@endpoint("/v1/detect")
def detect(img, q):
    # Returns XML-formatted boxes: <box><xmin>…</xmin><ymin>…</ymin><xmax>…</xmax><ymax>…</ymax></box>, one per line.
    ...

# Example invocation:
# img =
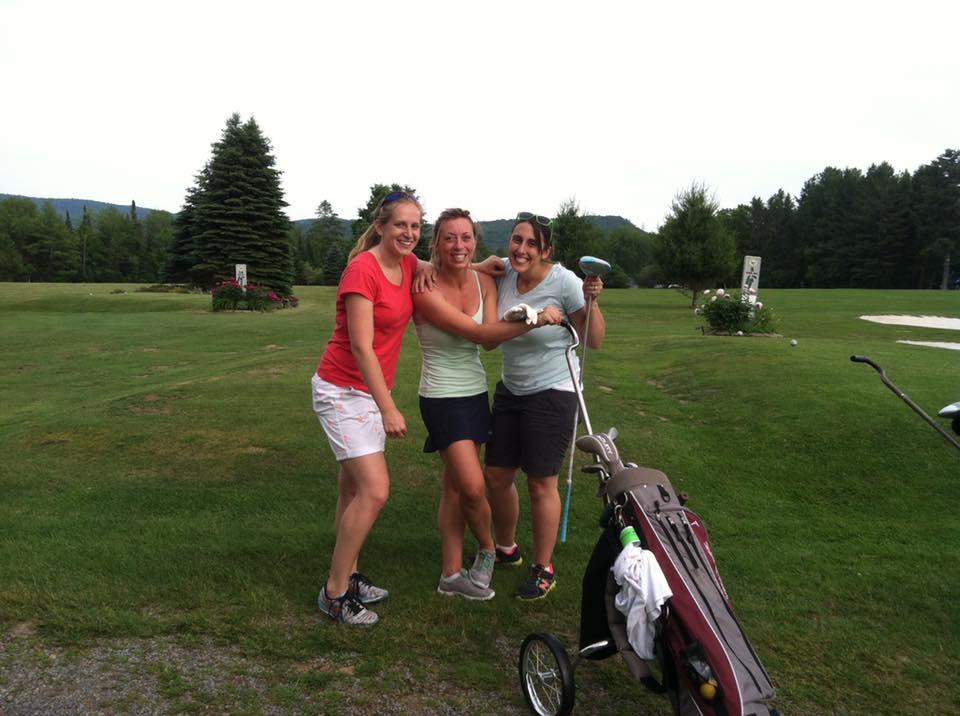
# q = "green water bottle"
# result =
<box><xmin>619</xmin><ymin>525</ymin><xmax>640</xmax><ymax>547</ymax></box>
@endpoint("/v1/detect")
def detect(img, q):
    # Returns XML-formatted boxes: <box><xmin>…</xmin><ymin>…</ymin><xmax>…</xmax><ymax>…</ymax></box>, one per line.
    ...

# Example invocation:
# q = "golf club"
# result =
<box><xmin>560</xmin><ymin>256</ymin><xmax>612</xmax><ymax>543</ymax></box>
<box><xmin>939</xmin><ymin>402</ymin><xmax>960</xmax><ymax>436</ymax></box>
<box><xmin>851</xmin><ymin>355</ymin><xmax>960</xmax><ymax>451</ymax></box>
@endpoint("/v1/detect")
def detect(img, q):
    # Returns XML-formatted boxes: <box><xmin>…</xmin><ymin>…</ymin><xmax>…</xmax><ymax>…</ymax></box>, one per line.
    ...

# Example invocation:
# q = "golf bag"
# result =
<box><xmin>578</xmin><ymin>447</ymin><xmax>777</xmax><ymax>716</ymax></box>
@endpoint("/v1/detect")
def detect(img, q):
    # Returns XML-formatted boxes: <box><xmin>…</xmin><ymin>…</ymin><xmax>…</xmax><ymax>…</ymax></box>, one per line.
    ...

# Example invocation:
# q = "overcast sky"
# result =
<box><xmin>2</xmin><ymin>0</ymin><xmax>957</xmax><ymax>231</ymax></box>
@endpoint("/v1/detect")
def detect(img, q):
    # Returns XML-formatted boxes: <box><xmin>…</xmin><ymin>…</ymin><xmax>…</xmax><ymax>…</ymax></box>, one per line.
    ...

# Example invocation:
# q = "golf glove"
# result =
<box><xmin>502</xmin><ymin>303</ymin><xmax>538</xmax><ymax>325</ymax></box>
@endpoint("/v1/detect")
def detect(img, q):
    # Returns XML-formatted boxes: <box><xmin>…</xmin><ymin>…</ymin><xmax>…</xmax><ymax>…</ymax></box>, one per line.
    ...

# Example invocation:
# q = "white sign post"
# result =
<box><xmin>235</xmin><ymin>264</ymin><xmax>247</xmax><ymax>286</ymax></box>
<box><xmin>740</xmin><ymin>255</ymin><xmax>761</xmax><ymax>305</ymax></box>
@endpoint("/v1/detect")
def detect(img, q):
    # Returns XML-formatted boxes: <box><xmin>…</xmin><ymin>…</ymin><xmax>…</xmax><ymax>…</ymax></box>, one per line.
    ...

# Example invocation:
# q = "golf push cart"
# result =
<box><xmin>518</xmin><ymin>318</ymin><xmax>778</xmax><ymax>716</ymax></box>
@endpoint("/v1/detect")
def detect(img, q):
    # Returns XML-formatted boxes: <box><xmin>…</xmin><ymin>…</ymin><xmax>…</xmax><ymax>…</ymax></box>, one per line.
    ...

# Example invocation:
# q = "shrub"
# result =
<box><xmin>696</xmin><ymin>288</ymin><xmax>778</xmax><ymax>334</ymax></box>
<box><xmin>211</xmin><ymin>280</ymin><xmax>298</xmax><ymax>312</ymax></box>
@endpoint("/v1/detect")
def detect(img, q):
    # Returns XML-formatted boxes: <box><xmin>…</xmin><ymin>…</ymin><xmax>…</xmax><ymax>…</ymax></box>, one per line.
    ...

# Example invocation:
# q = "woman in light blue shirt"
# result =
<box><xmin>485</xmin><ymin>212</ymin><xmax>605</xmax><ymax>600</ymax></box>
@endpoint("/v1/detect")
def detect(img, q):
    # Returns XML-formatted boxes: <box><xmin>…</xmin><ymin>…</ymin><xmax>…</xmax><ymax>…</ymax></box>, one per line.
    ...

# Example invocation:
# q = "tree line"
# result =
<box><xmin>720</xmin><ymin>149</ymin><xmax>959</xmax><ymax>289</ymax></box>
<box><xmin>1</xmin><ymin>110</ymin><xmax>955</xmax><ymax>291</ymax></box>
<box><xmin>0</xmin><ymin>197</ymin><xmax>173</xmax><ymax>283</ymax></box>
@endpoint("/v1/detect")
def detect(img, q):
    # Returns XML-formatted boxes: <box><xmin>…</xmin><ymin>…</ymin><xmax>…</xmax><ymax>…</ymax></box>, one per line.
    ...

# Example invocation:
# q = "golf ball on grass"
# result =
<box><xmin>790</xmin><ymin>339</ymin><xmax>798</xmax><ymax>346</ymax></box>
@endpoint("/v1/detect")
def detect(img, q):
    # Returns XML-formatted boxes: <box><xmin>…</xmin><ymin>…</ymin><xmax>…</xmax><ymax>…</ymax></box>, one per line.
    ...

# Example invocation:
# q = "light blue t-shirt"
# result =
<box><xmin>496</xmin><ymin>262</ymin><xmax>585</xmax><ymax>395</ymax></box>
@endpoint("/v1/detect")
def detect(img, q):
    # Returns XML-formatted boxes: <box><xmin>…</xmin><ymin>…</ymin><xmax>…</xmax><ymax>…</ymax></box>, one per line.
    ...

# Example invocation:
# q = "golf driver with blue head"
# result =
<box><xmin>560</xmin><ymin>256</ymin><xmax>612</xmax><ymax>542</ymax></box>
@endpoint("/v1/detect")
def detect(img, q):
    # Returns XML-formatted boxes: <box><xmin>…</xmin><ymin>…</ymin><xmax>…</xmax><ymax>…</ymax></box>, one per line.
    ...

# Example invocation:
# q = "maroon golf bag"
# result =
<box><xmin>577</xmin><ymin>432</ymin><xmax>777</xmax><ymax>716</ymax></box>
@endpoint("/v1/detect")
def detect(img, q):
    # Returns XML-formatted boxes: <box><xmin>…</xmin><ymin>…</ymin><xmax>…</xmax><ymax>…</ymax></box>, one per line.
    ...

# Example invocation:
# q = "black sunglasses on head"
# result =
<box><xmin>516</xmin><ymin>211</ymin><xmax>551</xmax><ymax>227</ymax></box>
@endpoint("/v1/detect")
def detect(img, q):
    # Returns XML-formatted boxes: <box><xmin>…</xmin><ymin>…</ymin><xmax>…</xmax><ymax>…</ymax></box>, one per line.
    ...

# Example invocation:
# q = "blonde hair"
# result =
<box><xmin>429</xmin><ymin>208</ymin><xmax>479</xmax><ymax>267</ymax></box>
<box><xmin>347</xmin><ymin>195</ymin><xmax>424</xmax><ymax>262</ymax></box>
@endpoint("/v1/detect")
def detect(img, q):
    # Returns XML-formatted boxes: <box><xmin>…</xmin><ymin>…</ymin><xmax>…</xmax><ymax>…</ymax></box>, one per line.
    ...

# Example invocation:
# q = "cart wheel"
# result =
<box><xmin>518</xmin><ymin>632</ymin><xmax>575</xmax><ymax>716</ymax></box>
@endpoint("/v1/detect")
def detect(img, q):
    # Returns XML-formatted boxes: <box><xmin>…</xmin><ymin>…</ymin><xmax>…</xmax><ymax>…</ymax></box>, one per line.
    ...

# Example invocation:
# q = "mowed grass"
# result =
<box><xmin>0</xmin><ymin>282</ymin><xmax>957</xmax><ymax>714</ymax></box>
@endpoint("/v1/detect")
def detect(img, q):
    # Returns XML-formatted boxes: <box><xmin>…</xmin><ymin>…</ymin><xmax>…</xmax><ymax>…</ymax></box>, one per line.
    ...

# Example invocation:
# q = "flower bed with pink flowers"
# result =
<box><xmin>211</xmin><ymin>279</ymin><xmax>299</xmax><ymax>312</ymax></box>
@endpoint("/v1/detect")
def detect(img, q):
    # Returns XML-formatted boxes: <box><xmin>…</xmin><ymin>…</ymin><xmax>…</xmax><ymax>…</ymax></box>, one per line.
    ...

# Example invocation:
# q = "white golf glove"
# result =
<box><xmin>502</xmin><ymin>303</ymin><xmax>538</xmax><ymax>325</ymax></box>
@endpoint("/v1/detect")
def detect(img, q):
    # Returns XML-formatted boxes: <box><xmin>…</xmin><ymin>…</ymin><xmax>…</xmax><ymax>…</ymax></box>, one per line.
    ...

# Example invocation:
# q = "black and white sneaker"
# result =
<box><xmin>349</xmin><ymin>572</ymin><xmax>390</xmax><ymax>605</ymax></box>
<box><xmin>318</xmin><ymin>586</ymin><xmax>380</xmax><ymax>625</ymax></box>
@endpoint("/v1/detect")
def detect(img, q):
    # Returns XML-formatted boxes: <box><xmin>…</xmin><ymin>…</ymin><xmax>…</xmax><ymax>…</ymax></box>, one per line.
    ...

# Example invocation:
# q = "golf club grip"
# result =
<box><xmin>850</xmin><ymin>355</ymin><xmax>882</xmax><ymax>372</ymax></box>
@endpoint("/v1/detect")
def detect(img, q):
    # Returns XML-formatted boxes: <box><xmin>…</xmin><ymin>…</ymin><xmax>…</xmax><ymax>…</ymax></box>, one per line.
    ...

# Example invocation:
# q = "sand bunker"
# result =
<box><xmin>896</xmin><ymin>340</ymin><xmax>960</xmax><ymax>351</ymax></box>
<box><xmin>860</xmin><ymin>315</ymin><xmax>960</xmax><ymax>351</ymax></box>
<box><xmin>860</xmin><ymin>315</ymin><xmax>960</xmax><ymax>330</ymax></box>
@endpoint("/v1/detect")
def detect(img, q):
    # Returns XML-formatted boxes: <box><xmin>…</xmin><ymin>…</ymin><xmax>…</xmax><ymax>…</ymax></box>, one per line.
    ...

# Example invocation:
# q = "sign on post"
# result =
<box><xmin>235</xmin><ymin>264</ymin><xmax>247</xmax><ymax>286</ymax></box>
<box><xmin>740</xmin><ymin>256</ymin><xmax>761</xmax><ymax>305</ymax></box>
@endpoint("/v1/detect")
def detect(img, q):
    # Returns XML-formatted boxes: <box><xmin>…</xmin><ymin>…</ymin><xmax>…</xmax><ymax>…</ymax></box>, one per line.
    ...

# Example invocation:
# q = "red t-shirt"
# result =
<box><xmin>316</xmin><ymin>251</ymin><xmax>418</xmax><ymax>392</ymax></box>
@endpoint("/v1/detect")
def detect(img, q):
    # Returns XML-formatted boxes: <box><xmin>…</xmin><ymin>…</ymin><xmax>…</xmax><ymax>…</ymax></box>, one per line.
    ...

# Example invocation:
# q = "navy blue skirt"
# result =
<box><xmin>419</xmin><ymin>392</ymin><xmax>492</xmax><ymax>453</ymax></box>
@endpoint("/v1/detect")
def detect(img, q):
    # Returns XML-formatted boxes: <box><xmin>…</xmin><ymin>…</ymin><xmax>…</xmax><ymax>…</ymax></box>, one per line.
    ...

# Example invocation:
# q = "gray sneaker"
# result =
<box><xmin>437</xmin><ymin>570</ymin><xmax>495</xmax><ymax>601</ymax></box>
<box><xmin>349</xmin><ymin>572</ymin><xmax>389</xmax><ymax>604</ymax></box>
<box><xmin>318</xmin><ymin>587</ymin><xmax>380</xmax><ymax>625</ymax></box>
<box><xmin>468</xmin><ymin>549</ymin><xmax>496</xmax><ymax>589</ymax></box>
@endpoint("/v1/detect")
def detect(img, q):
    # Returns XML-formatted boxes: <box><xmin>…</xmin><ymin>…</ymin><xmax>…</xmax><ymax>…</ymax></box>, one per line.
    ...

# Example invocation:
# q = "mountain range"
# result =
<box><xmin>0</xmin><ymin>194</ymin><xmax>638</xmax><ymax>252</ymax></box>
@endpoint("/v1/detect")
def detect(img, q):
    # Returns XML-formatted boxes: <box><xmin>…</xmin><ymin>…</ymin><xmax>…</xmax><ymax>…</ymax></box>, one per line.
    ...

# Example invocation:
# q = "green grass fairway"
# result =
<box><xmin>1</xmin><ymin>283</ymin><xmax>957</xmax><ymax>714</ymax></box>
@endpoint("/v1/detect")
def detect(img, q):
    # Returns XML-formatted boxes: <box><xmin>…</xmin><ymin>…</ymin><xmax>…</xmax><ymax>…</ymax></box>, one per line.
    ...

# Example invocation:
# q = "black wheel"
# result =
<box><xmin>518</xmin><ymin>632</ymin><xmax>575</xmax><ymax>716</ymax></box>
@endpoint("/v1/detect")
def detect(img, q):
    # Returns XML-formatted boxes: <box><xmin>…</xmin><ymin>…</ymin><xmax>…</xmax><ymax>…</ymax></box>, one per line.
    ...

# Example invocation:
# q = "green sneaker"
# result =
<box><xmin>516</xmin><ymin>563</ymin><xmax>555</xmax><ymax>600</ymax></box>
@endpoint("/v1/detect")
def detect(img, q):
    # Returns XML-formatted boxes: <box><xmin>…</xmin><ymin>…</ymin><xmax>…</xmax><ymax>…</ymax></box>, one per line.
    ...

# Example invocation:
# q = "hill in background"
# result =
<box><xmin>0</xmin><ymin>194</ymin><xmax>160</xmax><ymax>219</ymax></box>
<box><xmin>2</xmin><ymin>193</ymin><xmax>640</xmax><ymax>252</ymax></box>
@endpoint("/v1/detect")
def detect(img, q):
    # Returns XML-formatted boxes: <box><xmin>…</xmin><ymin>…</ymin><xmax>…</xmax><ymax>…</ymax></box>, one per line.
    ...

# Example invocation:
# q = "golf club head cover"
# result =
<box><xmin>576</xmin><ymin>432</ymin><xmax>625</xmax><ymax>475</ymax></box>
<box><xmin>502</xmin><ymin>303</ymin><xmax>538</xmax><ymax>325</ymax></box>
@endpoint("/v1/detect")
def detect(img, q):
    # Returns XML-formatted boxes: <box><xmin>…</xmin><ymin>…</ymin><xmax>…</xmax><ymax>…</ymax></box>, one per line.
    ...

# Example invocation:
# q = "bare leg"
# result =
<box><xmin>527</xmin><ymin>475</ymin><xmax>561</xmax><ymax>567</ymax></box>
<box><xmin>325</xmin><ymin>452</ymin><xmax>390</xmax><ymax>596</ymax></box>
<box><xmin>334</xmin><ymin>465</ymin><xmax>360</xmax><ymax>576</ymax></box>
<box><xmin>485</xmin><ymin>465</ymin><xmax>520</xmax><ymax>548</ymax></box>
<box><xmin>443</xmin><ymin>441</ymin><xmax>494</xmax><ymax>548</ymax></box>
<box><xmin>438</xmin><ymin>467</ymin><xmax>465</xmax><ymax>577</ymax></box>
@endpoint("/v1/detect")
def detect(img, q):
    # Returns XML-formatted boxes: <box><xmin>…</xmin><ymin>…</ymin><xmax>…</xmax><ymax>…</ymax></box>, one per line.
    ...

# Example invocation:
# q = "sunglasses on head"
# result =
<box><xmin>381</xmin><ymin>191</ymin><xmax>418</xmax><ymax>206</ymax></box>
<box><xmin>516</xmin><ymin>211</ymin><xmax>551</xmax><ymax>227</ymax></box>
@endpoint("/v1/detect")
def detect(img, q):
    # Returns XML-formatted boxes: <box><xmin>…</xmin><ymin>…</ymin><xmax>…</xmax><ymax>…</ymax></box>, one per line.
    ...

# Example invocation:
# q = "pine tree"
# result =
<box><xmin>167</xmin><ymin>114</ymin><xmax>293</xmax><ymax>293</ymax></box>
<box><xmin>163</xmin><ymin>179</ymin><xmax>204</xmax><ymax>284</ymax></box>
<box><xmin>913</xmin><ymin>148</ymin><xmax>960</xmax><ymax>289</ymax></box>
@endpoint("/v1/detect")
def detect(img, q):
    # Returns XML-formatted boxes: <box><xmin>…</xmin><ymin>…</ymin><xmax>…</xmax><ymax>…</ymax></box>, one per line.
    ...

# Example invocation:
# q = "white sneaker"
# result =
<box><xmin>437</xmin><ymin>570</ymin><xmax>495</xmax><ymax>601</ymax></box>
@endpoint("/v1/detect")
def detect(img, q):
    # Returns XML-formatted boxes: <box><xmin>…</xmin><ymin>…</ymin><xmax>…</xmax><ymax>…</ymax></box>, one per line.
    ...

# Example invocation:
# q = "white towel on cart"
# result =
<box><xmin>612</xmin><ymin>544</ymin><xmax>673</xmax><ymax>659</ymax></box>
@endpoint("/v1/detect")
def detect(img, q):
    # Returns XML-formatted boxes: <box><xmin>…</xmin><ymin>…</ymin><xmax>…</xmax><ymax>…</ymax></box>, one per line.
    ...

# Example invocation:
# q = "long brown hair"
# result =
<box><xmin>512</xmin><ymin>215</ymin><xmax>554</xmax><ymax>261</ymax></box>
<box><xmin>347</xmin><ymin>194</ymin><xmax>425</xmax><ymax>262</ymax></box>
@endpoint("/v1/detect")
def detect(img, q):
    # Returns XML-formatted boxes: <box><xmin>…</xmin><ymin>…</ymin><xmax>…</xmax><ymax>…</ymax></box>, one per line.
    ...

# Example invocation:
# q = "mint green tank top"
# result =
<box><xmin>415</xmin><ymin>272</ymin><xmax>488</xmax><ymax>398</ymax></box>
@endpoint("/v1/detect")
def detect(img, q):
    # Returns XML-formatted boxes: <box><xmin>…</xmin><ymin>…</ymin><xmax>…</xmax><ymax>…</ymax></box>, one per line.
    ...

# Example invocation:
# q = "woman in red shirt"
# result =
<box><xmin>312</xmin><ymin>192</ymin><xmax>423</xmax><ymax>625</ymax></box>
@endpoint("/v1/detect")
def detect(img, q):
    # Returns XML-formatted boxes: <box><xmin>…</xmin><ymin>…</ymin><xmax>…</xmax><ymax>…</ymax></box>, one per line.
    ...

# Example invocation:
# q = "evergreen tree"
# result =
<box><xmin>303</xmin><ymin>200</ymin><xmax>347</xmax><ymax>281</ymax></box>
<box><xmin>550</xmin><ymin>199</ymin><xmax>606</xmax><ymax>272</ymax></box>
<box><xmin>352</xmin><ymin>183</ymin><xmax>418</xmax><ymax>240</ymax></box>
<box><xmin>797</xmin><ymin>167</ymin><xmax>864</xmax><ymax>287</ymax></box>
<box><xmin>654</xmin><ymin>184</ymin><xmax>737</xmax><ymax>305</ymax></box>
<box><xmin>78</xmin><ymin>206</ymin><xmax>93</xmax><ymax>281</ymax></box>
<box><xmin>169</xmin><ymin>114</ymin><xmax>293</xmax><ymax>293</ymax></box>
<box><xmin>323</xmin><ymin>240</ymin><xmax>348</xmax><ymax>285</ymax></box>
<box><xmin>142</xmin><ymin>210</ymin><xmax>174</xmax><ymax>283</ymax></box>
<box><xmin>912</xmin><ymin>148</ymin><xmax>960</xmax><ymax>289</ymax></box>
<box><xmin>163</xmin><ymin>179</ymin><xmax>204</xmax><ymax>284</ymax></box>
